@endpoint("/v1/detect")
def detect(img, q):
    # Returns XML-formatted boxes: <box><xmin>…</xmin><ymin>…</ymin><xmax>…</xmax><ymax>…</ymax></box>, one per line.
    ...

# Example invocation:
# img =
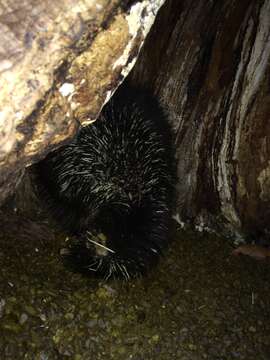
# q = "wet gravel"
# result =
<box><xmin>0</xmin><ymin>207</ymin><xmax>270</xmax><ymax>359</ymax></box>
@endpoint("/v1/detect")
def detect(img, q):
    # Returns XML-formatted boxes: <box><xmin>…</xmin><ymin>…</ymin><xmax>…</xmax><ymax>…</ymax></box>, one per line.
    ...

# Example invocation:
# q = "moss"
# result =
<box><xmin>0</xmin><ymin>211</ymin><xmax>270</xmax><ymax>359</ymax></box>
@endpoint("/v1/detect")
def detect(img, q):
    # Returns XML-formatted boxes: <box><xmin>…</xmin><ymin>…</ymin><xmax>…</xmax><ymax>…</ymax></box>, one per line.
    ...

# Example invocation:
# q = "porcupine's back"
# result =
<box><xmin>36</xmin><ymin>86</ymin><xmax>175</xmax><ymax>278</ymax></box>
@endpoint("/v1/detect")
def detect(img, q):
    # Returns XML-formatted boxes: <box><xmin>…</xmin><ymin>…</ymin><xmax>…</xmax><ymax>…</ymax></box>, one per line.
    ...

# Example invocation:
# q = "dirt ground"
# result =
<box><xmin>0</xmin><ymin>197</ymin><xmax>270</xmax><ymax>359</ymax></box>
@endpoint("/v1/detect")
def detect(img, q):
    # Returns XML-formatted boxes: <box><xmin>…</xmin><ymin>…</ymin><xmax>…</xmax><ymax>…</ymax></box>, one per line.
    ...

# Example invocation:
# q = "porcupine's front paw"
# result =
<box><xmin>60</xmin><ymin>238</ymin><xmax>90</xmax><ymax>274</ymax></box>
<box><xmin>60</xmin><ymin>231</ymin><xmax>113</xmax><ymax>275</ymax></box>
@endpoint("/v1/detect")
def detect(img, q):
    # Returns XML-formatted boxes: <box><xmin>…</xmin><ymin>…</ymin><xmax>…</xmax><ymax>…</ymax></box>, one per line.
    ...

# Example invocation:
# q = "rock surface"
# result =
<box><xmin>0</xmin><ymin>0</ymin><xmax>166</xmax><ymax>203</ymax></box>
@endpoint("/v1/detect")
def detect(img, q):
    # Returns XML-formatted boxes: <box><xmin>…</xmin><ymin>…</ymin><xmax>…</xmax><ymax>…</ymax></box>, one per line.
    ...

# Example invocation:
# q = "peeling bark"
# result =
<box><xmin>130</xmin><ymin>0</ymin><xmax>270</xmax><ymax>241</ymax></box>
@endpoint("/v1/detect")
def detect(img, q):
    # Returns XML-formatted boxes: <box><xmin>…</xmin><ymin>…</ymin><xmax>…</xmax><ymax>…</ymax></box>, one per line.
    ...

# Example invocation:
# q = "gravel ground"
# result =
<box><xmin>0</xmin><ymin>204</ymin><xmax>270</xmax><ymax>360</ymax></box>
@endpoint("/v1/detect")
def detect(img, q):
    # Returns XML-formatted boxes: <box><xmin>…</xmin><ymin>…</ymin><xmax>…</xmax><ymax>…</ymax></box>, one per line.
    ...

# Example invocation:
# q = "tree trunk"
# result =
<box><xmin>130</xmin><ymin>0</ymin><xmax>270</xmax><ymax>241</ymax></box>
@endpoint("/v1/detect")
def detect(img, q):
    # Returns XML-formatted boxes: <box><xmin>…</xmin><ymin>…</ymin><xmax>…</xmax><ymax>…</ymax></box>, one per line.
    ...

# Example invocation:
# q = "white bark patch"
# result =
<box><xmin>216</xmin><ymin>2</ymin><xmax>270</xmax><ymax>229</ymax></box>
<box><xmin>216</xmin><ymin>11</ymin><xmax>252</xmax><ymax>226</ymax></box>
<box><xmin>242</xmin><ymin>1</ymin><xmax>270</xmax><ymax>112</ymax></box>
<box><xmin>172</xmin><ymin>213</ymin><xmax>186</xmax><ymax>228</ymax></box>
<box><xmin>216</xmin><ymin>12</ymin><xmax>253</xmax><ymax>227</ymax></box>
<box><xmin>258</xmin><ymin>163</ymin><xmax>270</xmax><ymax>201</ymax></box>
<box><xmin>217</xmin><ymin>92</ymin><xmax>242</xmax><ymax>228</ymax></box>
<box><xmin>113</xmin><ymin>0</ymin><xmax>166</xmax><ymax>77</ymax></box>
<box><xmin>234</xmin><ymin>2</ymin><xmax>270</xmax><ymax>159</ymax></box>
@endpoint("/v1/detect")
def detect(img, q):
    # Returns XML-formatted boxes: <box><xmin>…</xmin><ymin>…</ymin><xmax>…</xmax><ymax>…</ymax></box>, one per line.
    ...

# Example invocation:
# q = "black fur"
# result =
<box><xmin>36</xmin><ymin>86</ymin><xmax>175</xmax><ymax>279</ymax></box>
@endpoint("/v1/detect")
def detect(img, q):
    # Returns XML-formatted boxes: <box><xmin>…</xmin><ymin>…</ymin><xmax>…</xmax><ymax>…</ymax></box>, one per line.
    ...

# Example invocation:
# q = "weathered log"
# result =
<box><xmin>0</xmin><ymin>0</ymin><xmax>166</xmax><ymax>203</ymax></box>
<box><xmin>130</xmin><ymin>0</ymin><xmax>270</xmax><ymax>241</ymax></box>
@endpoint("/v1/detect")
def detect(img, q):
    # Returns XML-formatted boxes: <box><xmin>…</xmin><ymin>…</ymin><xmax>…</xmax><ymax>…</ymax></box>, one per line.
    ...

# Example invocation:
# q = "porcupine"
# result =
<box><xmin>36</xmin><ymin>85</ymin><xmax>175</xmax><ymax>279</ymax></box>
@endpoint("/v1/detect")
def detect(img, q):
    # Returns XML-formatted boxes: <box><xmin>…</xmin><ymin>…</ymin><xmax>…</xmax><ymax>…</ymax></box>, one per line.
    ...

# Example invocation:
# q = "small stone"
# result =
<box><xmin>0</xmin><ymin>298</ymin><xmax>6</xmax><ymax>318</ymax></box>
<box><xmin>39</xmin><ymin>314</ymin><xmax>47</xmax><ymax>322</ymax></box>
<box><xmin>64</xmin><ymin>312</ymin><xmax>74</xmax><ymax>320</ymax></box>
<box><xmin>39</xmin><ymin>351</ymin><xmax>49</xmax><ymax>360</ymax></box>
<box><xmin>87</xmin><ymin>319</ymin><xmax>98</xmax><ymax>328</ymax></box>
<box><xmin>188</xmin><ymin>343</ymin><xmax>197</xmax><ymax>351</ymax></box>
<box><xmin>19</xmin><ymin>313</ymin><xmax>28</xmax><ymax>325</ymax></box>
<box><xmin>25</xmin><ymin>305</ymin><xmax>37</xmax><ymax>316</ymax></box>
<box><xmin>117</xmin><ymin>346</ymin><xmax>126</xmax><ymax>355</ymax></box>
<box><xmin>53</xmin><ymin>329</ymin><xmax>63</xmax><ymax>344</ymax></box>
<box><xmin>152</xmin><ymin>334</ymin><xmax>159</xmax><ymax>342</ymax></box>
